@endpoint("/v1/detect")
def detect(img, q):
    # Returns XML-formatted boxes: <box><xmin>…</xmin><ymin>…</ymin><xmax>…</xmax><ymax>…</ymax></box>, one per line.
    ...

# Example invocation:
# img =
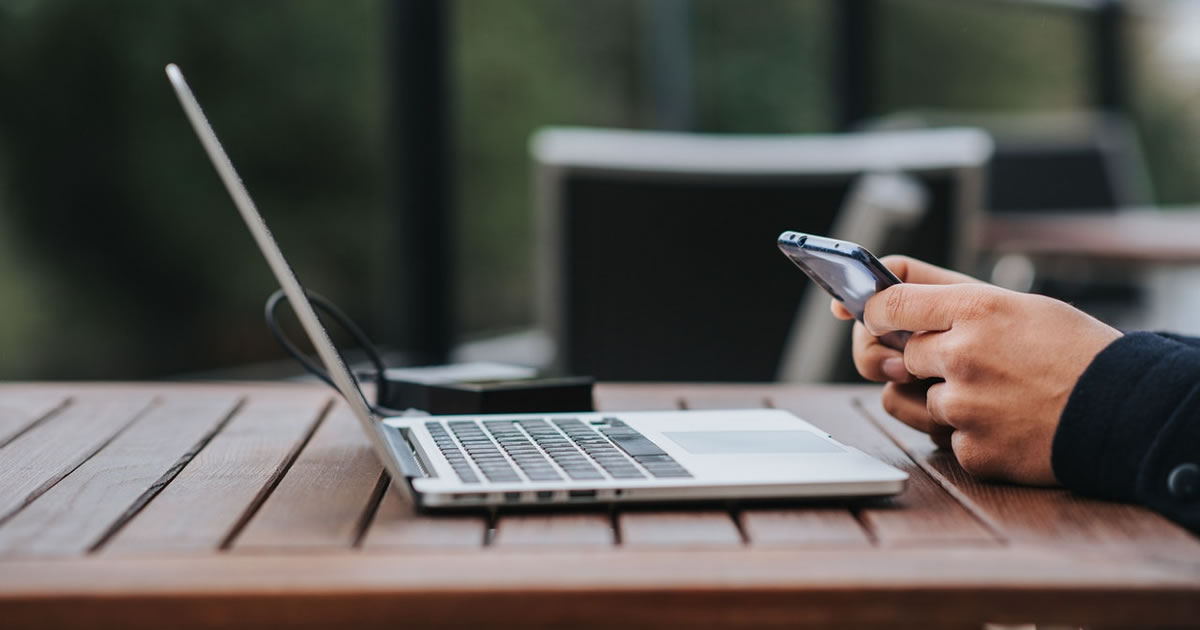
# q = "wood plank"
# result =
<box><xmin>491</xmin><ymin>513</ymin><xmax>614</xmax><ymax>549</ymax></box>
<box><xmin>866</xmin><ymin>396</ymin><xmax>1200</xmax><ymax>557</ymax></box>
<box><xmin>361</xmin><ymin>479</ymin><xmax>487</xmax><ymax>550</ymax></box>
<box><xmin>672</xmin><ymin>384</ymin><xmax>774</xmax><ymax>411</ymax></box>
<box><xmin>772</xmin><ymin>385</ymin><xmax>1000</xmax><ymax>547</ymax></box>
<box><xmin>0</xmin><ymin>392</ymin><xmax>240</xmax><ymax>557</ymax></box>
<box><xmin>670</xmin><ymin>385</ymin><xmax>872</xmax><ymax>548</ymax></box>
<box><xmin>103</xmin><ymin>389</ymin><xmax>331</xmax><ymax>554</ymax></box>
<box><xmin>1</xmin><ymin>384</ymin><xmax>1200</xmax><ymax>628</ymax></box>
<box><xmin>0</xmin><ymin>392</ymin><xmax>68</xmax><ymax>449</ymax></box>
<box><xmin>597</xmin><ymin>384</ymin><xmax>746</xmax><ymax>548</ymax></box>
<box><xmin>739</xmin><ymin>508</ymin><xmax>871</xmax><ymax>548</ymax></box>
<box><xmin>2</xmin><ymin>548</ymin><xmax>1198</xmax><ymax>630</ymax></box>
<box><xmin>619</xmin><ymin>509</ymin><xmax>744</xmax><ymax>547</ymax></box>
<box><xmin>592</xmin><ymin>384</ymin><xmax>683</xmax><ymax>411</ymax></box>
<box><xmin>231</xmin><ymin>400</ymin><xmax>383</xmax><ymax>551</ymax></box>
<box><xmin>0</xmin><ymin>393</ymin><xmax>154</xmax><ymax>526</ymax></box>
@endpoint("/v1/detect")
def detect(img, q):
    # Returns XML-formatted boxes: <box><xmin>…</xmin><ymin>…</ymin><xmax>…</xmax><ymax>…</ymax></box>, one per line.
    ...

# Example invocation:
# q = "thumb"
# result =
<box><xmin>864</xmin><ymin>283</ymin><xmax>979</xmax><ymax>335</ymax></box>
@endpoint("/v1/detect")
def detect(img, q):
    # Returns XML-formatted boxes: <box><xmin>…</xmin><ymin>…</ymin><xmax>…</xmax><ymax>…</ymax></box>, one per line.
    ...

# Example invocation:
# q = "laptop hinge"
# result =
<box><xmin>381</xmin><ymin>424</ymin><xmax>426</xmax><ymax>479</ymax></box>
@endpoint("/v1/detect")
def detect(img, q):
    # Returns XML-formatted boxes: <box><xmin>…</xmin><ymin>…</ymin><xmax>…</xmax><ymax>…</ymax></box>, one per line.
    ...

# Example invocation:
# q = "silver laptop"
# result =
<box><xmin>165</xmin><ymin>63</ymin><xmax>907</xmax><ymax>509</ymax></box>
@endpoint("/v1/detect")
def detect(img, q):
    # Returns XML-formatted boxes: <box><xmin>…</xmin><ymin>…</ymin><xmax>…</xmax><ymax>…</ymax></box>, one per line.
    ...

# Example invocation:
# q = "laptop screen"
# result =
<box><xmin>164</xmin><ymin>64</ymin><xmax>377</xmax><ymax>426</ymax></box>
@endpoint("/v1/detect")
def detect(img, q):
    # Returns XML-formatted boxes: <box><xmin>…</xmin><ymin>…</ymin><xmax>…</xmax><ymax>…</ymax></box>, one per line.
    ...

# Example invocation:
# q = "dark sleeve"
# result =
<box><xmin>1052</xmin><ymin>331</ymin><xmax>1200</xmax><ymax>533</ymax></box>
<box><xmin>1157</xmin><ymin>332</ymin><xmax>1200</xmax><ymax>349</ymax></box>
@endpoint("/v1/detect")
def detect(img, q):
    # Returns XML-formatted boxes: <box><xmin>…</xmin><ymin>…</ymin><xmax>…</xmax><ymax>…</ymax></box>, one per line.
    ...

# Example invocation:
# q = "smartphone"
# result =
<box><xmin>777</xmin><ymin>231</ymin><xmax>910</xmax><ymax>350</ymax></box>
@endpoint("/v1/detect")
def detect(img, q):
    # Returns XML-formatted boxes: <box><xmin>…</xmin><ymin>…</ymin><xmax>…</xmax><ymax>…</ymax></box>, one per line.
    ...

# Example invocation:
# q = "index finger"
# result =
<box><xmin>880</xmin><ymin>255</ymin><xmax>981</xmax><ymax>286</ymax></box>
<box><xmin>864</xmin><ymin>283</ymin><xmax>991</xmax><ymax>335</ymax></box>
<box><xmin>831</xmin><ymin>299</ymin><xmax>853</xmax><ymax>320</ymax></box>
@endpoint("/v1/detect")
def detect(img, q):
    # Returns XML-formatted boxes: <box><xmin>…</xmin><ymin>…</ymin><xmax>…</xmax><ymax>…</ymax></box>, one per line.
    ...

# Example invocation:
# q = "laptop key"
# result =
<box><xmin>602</xmin><ymin>432</ymin><xmax>669</xmax><ymax>458</ymax></box>
<box><xmin>565</xmin><ymin>469</ymin><xmax>605</xmax><ymax>481</ymax></box>
<box><xmin>649</xmin><ymin>469</ymin><xmax>692</xmax><ymax>478</ymax></box>
<box><xmin>425</xmin><ymin>422</ymin><xmax>489</xmax><ymax>484</ymax></box>
<box><xmin>608</xmin><ymin>469</ymin><xmax>646</xmax><ymax>479</ymax></box>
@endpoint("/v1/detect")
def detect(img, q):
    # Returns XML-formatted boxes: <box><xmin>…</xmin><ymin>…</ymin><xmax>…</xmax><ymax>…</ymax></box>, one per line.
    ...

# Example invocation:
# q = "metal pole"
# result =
<box><xmin>385</xmin><ymin>0</ymin><xmax>453</xmax><ymax>365</ymax></box>
<box><xmin>833</xmin><ymin>0</ymin><xmax>877</xmax><ymax>130</ymax></box>
<box><xmin>640</xmin><ymin>0</ymin><xmax>694</xmax><ymax>130</ymax></box>
<box><xmin>1093</xmin><ymin>0</ymin><xmax>1125</xmax><ymax>112</ymax></box>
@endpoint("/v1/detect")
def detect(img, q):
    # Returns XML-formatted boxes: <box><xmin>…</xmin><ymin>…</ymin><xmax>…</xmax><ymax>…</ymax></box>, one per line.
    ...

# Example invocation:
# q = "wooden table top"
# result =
<box><xmin>1</xmin><ymin>381</ymin><xmax>1197</xmax><ymax>629</ymax></box>
<box><xmin>984</xmin><ymin>206</ymin><xmax>1200</xmax><ymax>264</ymax></box>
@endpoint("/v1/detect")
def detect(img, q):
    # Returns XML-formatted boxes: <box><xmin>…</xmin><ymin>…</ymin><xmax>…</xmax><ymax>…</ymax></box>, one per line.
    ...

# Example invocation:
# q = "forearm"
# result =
<box><xmin>1053</xmin><ymin>332</ymin><xmax>1200</xmax><ymax>533</ymax></box>
<box><xmin>1156</xmin><ymin>332</ymin><xmax>1200</xmax><ymax>349</ymax></box>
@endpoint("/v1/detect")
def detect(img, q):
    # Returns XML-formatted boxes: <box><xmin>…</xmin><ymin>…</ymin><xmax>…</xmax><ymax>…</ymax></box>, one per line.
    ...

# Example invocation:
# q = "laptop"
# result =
<box><xmin>165</xmin><ymin>63</ymin><xmax>907</xmax><ymax>509</ymax></box>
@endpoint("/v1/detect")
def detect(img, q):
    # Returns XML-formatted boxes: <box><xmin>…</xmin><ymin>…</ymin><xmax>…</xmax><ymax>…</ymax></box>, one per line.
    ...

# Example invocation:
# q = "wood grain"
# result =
<box><xmin>866</xmin><ymin>397</ymin><xmax>1200</xmax><ymax>557</ymax></box>
<box><xmin>592</xmin><ymin>383</ymin><xmax>683</xmax><ymax>411</ymax></box>
<box><xmin>1</xmin><ymin>383</ymin><xmax>1200</xmax><ymax>629</ymax></box>
<box><xmin>596</xmin><ymin>384</ymin><xmax>747</xmax><ymax>548</ymax></box>
<box><xmin>0</xmin><ymin>392</ymin><xmax>240</xmax><ymax>557</ymax></box>
<box><xmin>619</xmin><ymin>509</ymin><xmax>744</xmax><ymax>547</ymax></box>
<box><xmin>491</xmin><ymin>513</ymin><xmax>614</xmax><ymax>549</ymax></box>
<box><xmin>103</xmin><ymin>390</ymin><xmax>331</xmax><ymax>554</ymax></box>
<box><xmin>772</xmin><ymin>385</ymin><xmax>1000</xmax><ymax>547</ymax></box>
<box><xmin>360</xmin><ymin>479</ymin><xmax>487</xmax><ymax>550</ymax></box>
<box><xmin>1</xmin><ymin>548</ymin><xmax>1198</xmax><ymax>630</ymax></box>
<box><xmin>985</xmin><ymin>207</ymin><xmax>1200</xmax><ymax>264</ymax></box>
<box><xmin>232</xmin><ymin>400</ymin><xmax>384</xmax><ymax>551</ymax></box>
<box><xmin>0</xmin><ymin>394</ymin><xmax>154</xmax><ymax>526</ymax></box>
<box><xmin>739</xmin><ymin>508</ymin><xmax>871</xmax><ymax>547</ymax></box>
<box><xmin>672</xmin><ymin>384</ymin><xmax>773</xmax><ymax>411</ymax></box>
<box><xmin>0</xmin><ymin>392</ymin><xmax>68</xmax><ymax>449</ymax></box>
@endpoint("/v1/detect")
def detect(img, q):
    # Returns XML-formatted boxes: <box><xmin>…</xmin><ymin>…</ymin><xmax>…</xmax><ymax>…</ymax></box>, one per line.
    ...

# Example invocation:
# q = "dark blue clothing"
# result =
<box><xmin>1054</xmin><ymin>331</ymin><xmax>1200</xmax><ymax>533</ymax></box>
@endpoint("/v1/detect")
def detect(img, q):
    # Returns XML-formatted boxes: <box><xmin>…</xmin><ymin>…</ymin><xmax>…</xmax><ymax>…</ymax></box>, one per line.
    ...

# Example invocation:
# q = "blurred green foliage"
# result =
<box><xmin>0</xmin><ymin>0</ymin><xmax>1196</xmax><ymax>379</ymax></box>
<box><xmin>0</xmin><ymin>0</ymin><xmax>386</xmax><ymax>377</ymax></box>
<box><xmin>878</xmin><ymin>0</ymin><xmax>1090</xmax><ymax>110</ymax></box>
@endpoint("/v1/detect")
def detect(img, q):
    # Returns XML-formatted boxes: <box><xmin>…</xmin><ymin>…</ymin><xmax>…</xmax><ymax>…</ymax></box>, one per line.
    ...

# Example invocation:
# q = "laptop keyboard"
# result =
<box><xmin>425</xmin><ymin>417</ymin><xmax>692</xmax><ymax>485</ymax></box>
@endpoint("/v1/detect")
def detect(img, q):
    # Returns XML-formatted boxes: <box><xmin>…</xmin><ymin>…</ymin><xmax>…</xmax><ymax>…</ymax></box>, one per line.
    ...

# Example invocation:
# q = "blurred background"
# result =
<box><xmin>1</xmin><ymin>0</ymin><xmax>1198</xmax><ymax>381</ymax></box>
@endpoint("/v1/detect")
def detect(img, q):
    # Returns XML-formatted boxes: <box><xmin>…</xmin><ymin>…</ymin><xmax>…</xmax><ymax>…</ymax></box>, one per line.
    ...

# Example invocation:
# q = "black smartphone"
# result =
<box><xmin>777</xmin><ymin>231</ymin><xmax>910</xmax><ymax>351</ymax></box>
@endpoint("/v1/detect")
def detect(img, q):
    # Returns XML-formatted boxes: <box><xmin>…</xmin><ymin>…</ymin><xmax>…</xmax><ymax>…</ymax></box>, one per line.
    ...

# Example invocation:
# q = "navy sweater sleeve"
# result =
<box><xmin>1052</xmin><ymin>331</ymin><xmax>1200</xmax><ymax>533</ymax></box>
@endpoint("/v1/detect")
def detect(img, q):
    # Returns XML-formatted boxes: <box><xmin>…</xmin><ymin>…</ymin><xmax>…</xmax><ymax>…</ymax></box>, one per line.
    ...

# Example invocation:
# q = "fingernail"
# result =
<box><xmin>881</xmin><ymin>357</ymin><xmax>909</xmax><ymax>382</ymax></box>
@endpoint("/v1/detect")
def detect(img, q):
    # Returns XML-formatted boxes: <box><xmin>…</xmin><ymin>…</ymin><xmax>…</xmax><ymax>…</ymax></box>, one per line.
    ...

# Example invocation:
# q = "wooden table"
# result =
<box><xmin>984</xmin><ymin>207</ymin><xmax>1200</xmax><ymax>264</ymax></box>
<box><xmin>1</xmin><ymin>382</ymin><xmax>1198</xmax><ymax>629</ymax></box>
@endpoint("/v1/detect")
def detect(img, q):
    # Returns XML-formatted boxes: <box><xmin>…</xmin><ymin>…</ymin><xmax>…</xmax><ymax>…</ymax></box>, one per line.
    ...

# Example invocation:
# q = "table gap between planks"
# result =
<box><xmin>0</xmin><ymin>381</ymin><xmax>1197</xmax><ymax>629</ymax></box>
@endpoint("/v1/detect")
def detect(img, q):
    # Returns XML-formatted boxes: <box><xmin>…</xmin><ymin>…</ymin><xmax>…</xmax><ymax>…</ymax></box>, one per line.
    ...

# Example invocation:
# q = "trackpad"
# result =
<box><xmin>663</xmin><ymin>430</ymin><xmax>843</xmax><ymax>454</ymax></box>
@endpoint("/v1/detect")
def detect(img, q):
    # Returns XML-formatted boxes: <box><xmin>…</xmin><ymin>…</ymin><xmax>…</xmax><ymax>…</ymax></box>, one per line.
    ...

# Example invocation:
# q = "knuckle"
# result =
<box><xmin>881</xmin><ymin>388</ymin><xmax>903</xmax><ymax>417</ymax></box>
<box><xmin>852</xmin><ymin>357</ymin><xmax>875</xmax><ymax>381</ymax></box>
<box><xmin>854</xmin><ymin>357</ymin><xmax>882</xmax><ymax>382</ymax></box>
<box><xmin>952</xmin><ymin>436</ymin><xmax>985</xmax><ymax>476</ymax></box>
<box><xmin>935</xmin><ymin>389</ymin><xmax>972</xmax><ymax>423</ymax></box>
<box><xmin>959</xmin><ymin>293</ymin><xmax>992</xmax><ymax>321</ymax></box>
<box><xmin>851</xmin><ymin>325</ymin><xmax>883</xmax><ymax>381</ymax></box>
<box><xmin>939</xmin><ymin>337</ymin><xmax>979</xmax><ymax>379</ymax></box>
<box><xmin>883</xmin><ymin>286</ymin><xmax>909</xmax><ymax>326</ymax></box>
<box><xmin>953</xmin><ymin>435</ymin><xmax>998</xmax><ymax>478</ymax></box>
<box><xmin>959</xmin><ymin>287</ymin><xmax>1006</xmax><ymax>321</ymax></box>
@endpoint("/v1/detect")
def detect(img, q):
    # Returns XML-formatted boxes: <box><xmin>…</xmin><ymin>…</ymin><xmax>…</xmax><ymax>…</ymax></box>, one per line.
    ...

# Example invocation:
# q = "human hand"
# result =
<box><xmin>833</xmin><ymin>256</ymin><xmax>1122</xmax><ymax>485</ymax></box>
<box><xmin>831</xmin><ymin>256</ymin><xmax>979</xmax><ymax>450</ymax></box>
<box><xmin>831</xmin><ymin>256</ymin><xmax>980</xmax><ymax>384</ymax></box>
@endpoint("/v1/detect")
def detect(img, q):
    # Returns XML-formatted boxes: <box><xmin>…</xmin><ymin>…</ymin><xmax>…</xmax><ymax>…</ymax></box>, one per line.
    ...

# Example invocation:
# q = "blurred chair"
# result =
<box><xmin>868</xmin><ymin>110</ymin><xmax>1154</xmax><ymax>213</ymax></box>
<box><xmin>532</xmin><ymin>126</ymin><xmax>992</xmax><ymax>382</ymax></box>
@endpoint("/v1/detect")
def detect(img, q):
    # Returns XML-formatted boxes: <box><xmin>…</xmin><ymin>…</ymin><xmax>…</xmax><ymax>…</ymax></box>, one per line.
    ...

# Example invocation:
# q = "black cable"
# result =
<box><xmin>264</xmin><ymin>289</ymin><xmax>391</xmax><ymax>410</ymax></box>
